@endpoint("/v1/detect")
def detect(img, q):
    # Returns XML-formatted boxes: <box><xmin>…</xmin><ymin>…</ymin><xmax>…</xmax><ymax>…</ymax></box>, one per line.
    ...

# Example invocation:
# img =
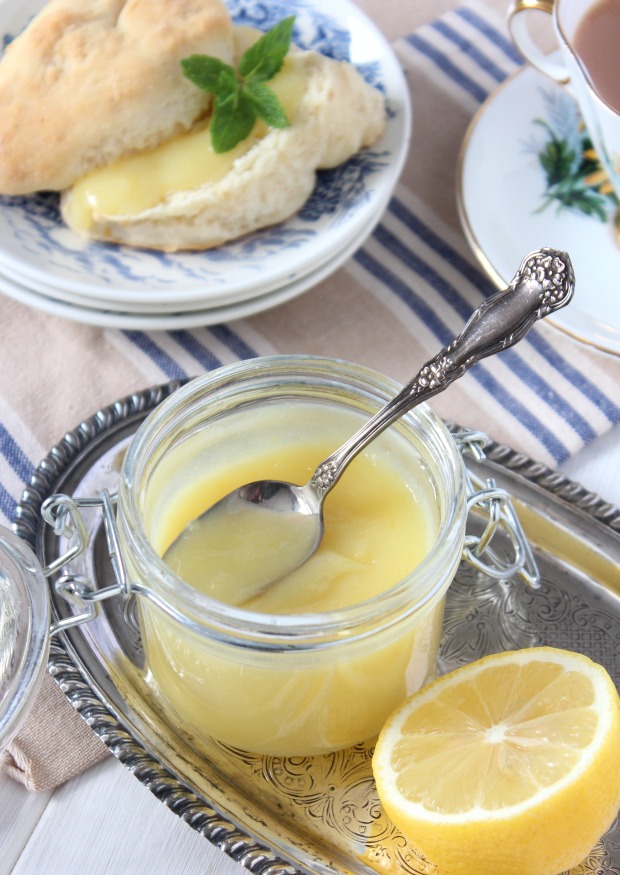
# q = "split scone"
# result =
<box><xmin>0</xmin><ymin>0</ymin><xmax>234</xmax><ymax>194</ymax></box>
<box><xmin>0</xmin><ymin>3</ymin><xmax>386</xmax><ymax>251</ymax></box>
<box><xmin>61</xmin><ymin>38</ymin><xmax>386</xmax><ymax>251</ymax></box>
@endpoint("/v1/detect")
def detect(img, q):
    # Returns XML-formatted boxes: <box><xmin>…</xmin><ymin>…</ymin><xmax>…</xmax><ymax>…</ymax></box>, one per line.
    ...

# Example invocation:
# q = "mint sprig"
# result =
<box><xmin>181</xmin><ymin>16</ymin><xmax>295</xmax><ymax>153</ymax></box>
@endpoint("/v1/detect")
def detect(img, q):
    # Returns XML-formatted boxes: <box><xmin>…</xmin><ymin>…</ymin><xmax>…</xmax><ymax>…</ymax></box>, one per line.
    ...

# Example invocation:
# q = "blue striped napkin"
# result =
<box><xmin>2</xmin><ymin>0</ymin><xmax>620</xmax><ymax>788</ymax></box>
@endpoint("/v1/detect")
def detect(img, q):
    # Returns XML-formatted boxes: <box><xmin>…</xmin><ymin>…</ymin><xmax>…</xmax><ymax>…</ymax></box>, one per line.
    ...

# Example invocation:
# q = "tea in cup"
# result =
<box><xmin>508</xmin><ymin>0</ymin><xmax>620</xmax><ymax>201</ymax></box>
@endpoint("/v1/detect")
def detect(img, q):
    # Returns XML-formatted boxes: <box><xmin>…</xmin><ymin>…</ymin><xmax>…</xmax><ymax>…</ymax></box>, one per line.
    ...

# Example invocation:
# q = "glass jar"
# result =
<box><xmin>0</xmin><ymin>355</ymin><xmax>537</xmax><ymax>760</ymax></box>
<box><xmin>116</xmin><ymin>355</ymin><xmax>468</xmax><ymax>756</ymax></box>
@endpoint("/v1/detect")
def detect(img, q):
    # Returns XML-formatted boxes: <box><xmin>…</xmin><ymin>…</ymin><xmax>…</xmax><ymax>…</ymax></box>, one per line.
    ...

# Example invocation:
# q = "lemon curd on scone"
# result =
<box><xmin>60</xmin><ymin>23</ymin><xmax>386</xmax><ymax>251</ymax></box>
<box><xmin>0</xmin><ymin>0</ymin><xmax>386</xmax><ymax>251</ymax></box>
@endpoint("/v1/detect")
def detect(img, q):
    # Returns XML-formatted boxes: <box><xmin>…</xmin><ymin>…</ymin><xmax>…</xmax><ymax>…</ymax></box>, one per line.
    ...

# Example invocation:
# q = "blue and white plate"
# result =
<box><xmin>0</xmin><ymin>218</ymin><xmax>369</xmax><ymax>328</ymax></box>
<box><xmin>1</xmin><ymin>194</ymin><xmax>383</xmax><ymax>316</ymax></box>
<box><xmin>0</xmin><ymin>0</ymin><xmax>410</xmax><ymax>310</ymax></box>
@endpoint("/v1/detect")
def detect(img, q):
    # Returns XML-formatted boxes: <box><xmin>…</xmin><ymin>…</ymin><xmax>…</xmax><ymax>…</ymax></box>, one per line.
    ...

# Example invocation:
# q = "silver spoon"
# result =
<box><xmin>164</xmin><ymin>247</ymin><xmax>574</xmax><ymax>605</ymax></box>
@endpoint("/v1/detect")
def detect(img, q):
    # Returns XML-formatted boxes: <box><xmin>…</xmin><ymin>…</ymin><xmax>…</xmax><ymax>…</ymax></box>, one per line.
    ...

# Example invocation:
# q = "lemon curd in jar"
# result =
<box><xmin>118</xmin><ymin>359</ymin><xmax>467</xmax><ymax>757</ymax></box>
<box><xmin>157</xmin><ymin>423</ymin><xmax>437</xmax><ymax>613</ymax></box>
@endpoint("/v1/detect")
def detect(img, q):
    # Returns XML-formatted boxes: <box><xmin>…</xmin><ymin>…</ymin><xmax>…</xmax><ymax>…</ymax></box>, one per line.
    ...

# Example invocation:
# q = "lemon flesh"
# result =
<box><xmin>372</xmin><ymin>647</ymin><xmax>620</xmax><ymax>875</ymax></box>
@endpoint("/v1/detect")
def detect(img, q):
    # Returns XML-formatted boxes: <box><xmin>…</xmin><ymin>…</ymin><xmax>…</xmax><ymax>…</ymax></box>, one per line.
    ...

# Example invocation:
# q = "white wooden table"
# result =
<box><xmin>2</xmin><ymin>423</ymin><xmax>619</xmax><ymax>875</ymax></box>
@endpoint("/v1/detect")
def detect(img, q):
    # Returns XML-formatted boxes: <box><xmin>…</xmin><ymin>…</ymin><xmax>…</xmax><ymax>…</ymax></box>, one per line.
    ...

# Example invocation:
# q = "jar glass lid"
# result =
<box><xmin>0</xmin><ymin>525</ymin><xmax>49</xmax><ymax>753</ymax></box>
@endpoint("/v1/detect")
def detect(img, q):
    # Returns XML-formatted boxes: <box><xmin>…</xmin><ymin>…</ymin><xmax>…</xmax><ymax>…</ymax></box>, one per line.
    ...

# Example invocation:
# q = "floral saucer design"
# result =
<box><xmin>0</xmin><ymin>0</ymin><xmax>410</xmax><ymax>304</ymax></box>
<box><xmin>458</xmin><ymin>63</ymin><xmax>620</xmax><ymax>356</ymax></box>
<box><xmin>524</xmin><ymin>86</ymin><xmax>618</xmax><ymax>222</ymax></box>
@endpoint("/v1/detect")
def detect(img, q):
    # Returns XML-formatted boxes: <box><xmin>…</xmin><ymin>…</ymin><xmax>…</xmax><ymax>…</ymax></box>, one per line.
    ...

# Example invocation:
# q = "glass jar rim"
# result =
<box><xmin>119</xmin><ymin>355</ymin><xmax>467</xmax><ymax>645</ymax></box>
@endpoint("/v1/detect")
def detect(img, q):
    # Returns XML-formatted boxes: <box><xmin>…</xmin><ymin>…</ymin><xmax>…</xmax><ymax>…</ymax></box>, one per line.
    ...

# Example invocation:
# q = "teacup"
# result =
<box><xmin>508</xmin><ymin>0</ymin><xmax>620</xmax><ymax>202</ymax></box>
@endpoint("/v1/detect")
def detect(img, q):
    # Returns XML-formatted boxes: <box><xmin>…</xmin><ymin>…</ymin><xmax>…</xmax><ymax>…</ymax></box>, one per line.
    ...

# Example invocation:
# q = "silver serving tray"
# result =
<box><xmin>14</xmin><ymin>382</ymin><xmax>620</xmax><ymax>875</ymax></box>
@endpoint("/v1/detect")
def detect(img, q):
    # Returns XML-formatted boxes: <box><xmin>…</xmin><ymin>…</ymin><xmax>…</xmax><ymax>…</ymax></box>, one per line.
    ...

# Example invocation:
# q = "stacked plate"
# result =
<box><xmin>0</xmin><ymin>0</ymin><xmax>411</xmax><ymax>331</ymax></box>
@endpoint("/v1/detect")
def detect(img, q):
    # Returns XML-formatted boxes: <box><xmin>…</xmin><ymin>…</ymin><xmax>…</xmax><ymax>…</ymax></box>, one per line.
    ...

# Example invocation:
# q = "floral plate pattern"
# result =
<box><xmin>0</xmin><ymin>216</ymin><xmax>372</xmax><ymax>329</ymax></box>
<box><xmin>0</xmin><ymin>0</ymin><xmax>410</xmax><ymax>306</ymax></box>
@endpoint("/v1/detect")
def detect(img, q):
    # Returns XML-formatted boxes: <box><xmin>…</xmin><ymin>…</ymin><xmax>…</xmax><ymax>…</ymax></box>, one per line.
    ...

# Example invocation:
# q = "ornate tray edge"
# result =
<box><xmin>12</xmin><ymin>384</ymin><xmax>620</xmax><ymax>875</ymax></box>
<box><xmin>475</xmin><ymin>440</ymin><xmax>620</xmax><ymax>532</ymax></box>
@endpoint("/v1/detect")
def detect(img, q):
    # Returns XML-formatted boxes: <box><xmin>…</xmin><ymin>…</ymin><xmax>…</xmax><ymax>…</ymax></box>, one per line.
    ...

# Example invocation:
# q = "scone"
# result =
<box><xmin>60</xmin><ymin>45</ymin><xmax>386</xmax><ymax>251</ymax></box>
<box><xmin>0</xmin><ymin>0</ymin><xmax>233</xmax><ymax>194</ymax></box>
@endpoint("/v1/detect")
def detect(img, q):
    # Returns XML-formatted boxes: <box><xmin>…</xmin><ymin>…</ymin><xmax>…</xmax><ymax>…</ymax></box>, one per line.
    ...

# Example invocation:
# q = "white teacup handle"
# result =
<box><xmin>508</xmin><ymin>0</ymin><xmax>570</xmax><ymax>84</ymax></box>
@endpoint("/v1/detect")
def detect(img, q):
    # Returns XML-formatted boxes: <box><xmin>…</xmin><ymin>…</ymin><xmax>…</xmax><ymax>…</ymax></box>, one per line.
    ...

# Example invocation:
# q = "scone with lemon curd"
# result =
<box><xmin>60</xmin><ymin>33</ymin><xmax>386</xmax><ymax>251</ymax></box>
<box><xmin>0</xmin><ymin>0</ymin><xmax>234</xmax><ymax>195</ymax></box>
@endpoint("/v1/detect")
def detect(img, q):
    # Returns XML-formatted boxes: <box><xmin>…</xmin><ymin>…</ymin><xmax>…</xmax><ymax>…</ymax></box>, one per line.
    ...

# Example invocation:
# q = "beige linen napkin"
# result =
<box><xmin>2</xmin><ymin>0</ymin><xmax>620</xmax><ymax>791</ymax></box>
<box><xmin>1</xmin><ymin>677</ymin><xmax>108</xmax><ymax>791</ymax></box>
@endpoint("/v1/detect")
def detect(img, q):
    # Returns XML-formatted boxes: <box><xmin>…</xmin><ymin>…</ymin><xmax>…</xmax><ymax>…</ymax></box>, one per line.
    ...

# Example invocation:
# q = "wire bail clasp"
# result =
<box><xmin>454</xmin><ymin>429</ymin><xmax>540</xmax><ymax>589</ymax></box>
<box><xmin>41</xmin><ymin>489</ymin><xmax>130</xmax><ymax>635</ymax></box>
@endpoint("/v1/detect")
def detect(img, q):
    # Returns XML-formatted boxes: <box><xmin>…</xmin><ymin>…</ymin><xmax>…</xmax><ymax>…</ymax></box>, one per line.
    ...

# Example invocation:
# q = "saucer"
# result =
<box><xmin>457</xmin><ymin>62</ymin><xmax>620</xmax><ymax>357</ymax></box>
<box><xmin>0</xmin><ymin>0</ymin><xmax>410</xmax><ymax>310</ymax></box>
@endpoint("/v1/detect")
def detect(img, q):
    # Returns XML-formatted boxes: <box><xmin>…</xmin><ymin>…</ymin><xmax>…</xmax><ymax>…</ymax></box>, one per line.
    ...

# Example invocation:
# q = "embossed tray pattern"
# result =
<box><xmin>14</xmin><ymin>383</ymin><xmax>620</xmax><ymax>875</ymax></box>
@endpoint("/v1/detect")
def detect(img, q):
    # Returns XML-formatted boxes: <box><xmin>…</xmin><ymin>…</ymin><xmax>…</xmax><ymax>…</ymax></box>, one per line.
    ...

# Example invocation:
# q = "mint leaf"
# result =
<box><xmin>211</xmin><ymin>89</ymin><xmax>256</xmax><ymax>153</ymax></box>
<box><xmin>180</xmin><ymin>16</ymin><xmax>296</xmax><ymax>152</ymax></box>
<box><xmin>238</xmin><ymin>16</ymin><xmax>295</xmax><ymax>83</ymax></box>
<box><xmin>244</xmin><ymin>80</ymin><xmax>291</xmax><ymax>129</ymax></box>
<box><xmin>180</xmin><ymin>55</ymin><xmax>237</xmax><ymax>95</ymax></box>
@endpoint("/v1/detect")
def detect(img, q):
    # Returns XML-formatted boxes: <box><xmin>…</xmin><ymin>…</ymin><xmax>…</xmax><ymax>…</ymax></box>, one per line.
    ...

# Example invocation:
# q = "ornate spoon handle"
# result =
<box><xmin>310</xmin><ymin>247</ymin><xmax>575</xmax><ymax>497</ymax></box>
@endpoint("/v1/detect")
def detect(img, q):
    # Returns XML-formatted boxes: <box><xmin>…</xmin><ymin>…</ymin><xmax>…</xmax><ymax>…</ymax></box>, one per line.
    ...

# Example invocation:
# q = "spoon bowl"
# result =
<box><xmin>164</xmin><ymin>247</ymin><xmax>575</xmax><ymax>601</ymax></box>
<box><xmin>164</xmin><ymin>480</ymin><xmax>322</xmax><ymax>604</ymax></box>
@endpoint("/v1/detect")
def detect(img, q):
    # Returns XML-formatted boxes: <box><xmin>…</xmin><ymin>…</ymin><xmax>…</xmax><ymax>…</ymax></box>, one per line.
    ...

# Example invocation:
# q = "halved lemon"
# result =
<box><xmin>372</xmin><ymin>647</ymin><xmax>620</xmax><ymax>875</ymax></box>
